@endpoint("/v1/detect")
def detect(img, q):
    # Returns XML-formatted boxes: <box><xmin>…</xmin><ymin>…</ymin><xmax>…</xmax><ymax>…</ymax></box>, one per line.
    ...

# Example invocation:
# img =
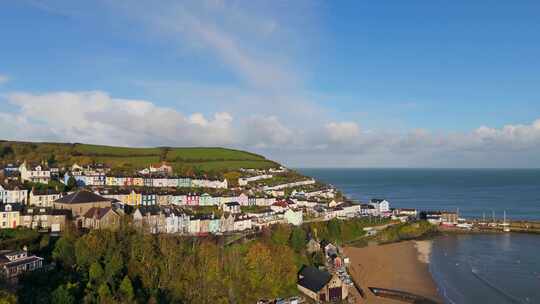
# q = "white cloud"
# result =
<box><xmin>244</xmin><ymin>115</ymin><xmax>294</xmax><ymax>148</ymax></box>
<box><xmin>2</xmin><ymin>91</ymin><xmax>236</xmax><ymax>147</ymax></box>
<box><xmin>0</xmin><ymin>74</ymin><xmax>9</xmax><ymax>85</ymax></box>
<box><xmin>2</xmin><ymin>89</ymin><xmax>540</xmax><ymax>167</ymax></box>
<box><xmin>325</xmin><ymin>122</ymin><xmax>360</xmax><ymax>144</ymax></box>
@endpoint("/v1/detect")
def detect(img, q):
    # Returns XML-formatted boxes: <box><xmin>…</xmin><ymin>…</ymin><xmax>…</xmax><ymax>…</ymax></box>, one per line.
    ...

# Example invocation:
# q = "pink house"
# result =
<box><xmin>237</xmin><ymin>193</ymin><xmax>249</xmax><ymax>206</ymax></box>
<box><xmin>186</xmin><ymin>193</ymin><xmax>200</xmax><ymax>206</ymax></box>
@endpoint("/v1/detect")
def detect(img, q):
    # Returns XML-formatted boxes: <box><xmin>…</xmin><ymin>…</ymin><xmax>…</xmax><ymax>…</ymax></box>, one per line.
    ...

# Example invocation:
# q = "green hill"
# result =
<box><xmin>0</xmin><ymin>140</ymin><xmax>279</xmax><ymax>175</ymax></box>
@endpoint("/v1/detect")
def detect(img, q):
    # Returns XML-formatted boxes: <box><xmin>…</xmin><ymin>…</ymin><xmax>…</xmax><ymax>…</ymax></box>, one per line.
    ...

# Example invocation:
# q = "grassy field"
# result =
<box><xmin>0</xmin><ymin>140</ymin><xmax>279</xmax><ymax>174</ymax></box>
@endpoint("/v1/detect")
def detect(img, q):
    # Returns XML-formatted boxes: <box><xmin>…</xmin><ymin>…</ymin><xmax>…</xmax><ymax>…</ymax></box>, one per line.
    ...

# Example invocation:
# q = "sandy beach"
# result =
<box><xmin>344</xmin><ymin>241</ymin><xmax>442</xmax><ymax>304</ymax></box>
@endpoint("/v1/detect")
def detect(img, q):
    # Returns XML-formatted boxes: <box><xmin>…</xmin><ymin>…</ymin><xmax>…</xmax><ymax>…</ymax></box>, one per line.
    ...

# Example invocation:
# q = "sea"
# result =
<box><xmin>297</xmin><ymin>168</ymin><xmax>540</xmax><ymax>304</ymax></box>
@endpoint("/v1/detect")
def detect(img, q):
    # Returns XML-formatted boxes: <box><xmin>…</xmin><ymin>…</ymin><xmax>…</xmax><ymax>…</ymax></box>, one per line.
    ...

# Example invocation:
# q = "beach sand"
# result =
<box><xmin>344</xmin><ymin>241</ymin><xmax>442</xmax><ymax>304</ymax></box>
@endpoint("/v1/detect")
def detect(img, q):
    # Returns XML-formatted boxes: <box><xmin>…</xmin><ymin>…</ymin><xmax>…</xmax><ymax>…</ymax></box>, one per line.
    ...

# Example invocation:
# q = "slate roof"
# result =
<box><xmin>83</xmin><ymin>207</ymin><xmax>113</xmax><ymax>220</ymax></box>
<box><xmin>0</xmin><ymin>203</ymin><xmax>25</xmax><ymax>212</ymax></box>
<box><xmin>298</xmin><ymin>265</ymin><xmax>332</xmax><ymax>293</ymax></box>
<box><xmin>225</xmin><ymin>202</ymin><xmax>240</xmax><ymax>206</ymax></box>
<box><xmin>3</xmin><ymin>256</ymin><xmax>43</xmax><ymax>268</ymax></box>
<box><xmin>23</xmin><ymin>207</ymin><xmax>71</xmax><ymax>216</ymax></box>
<box><xmin>32</xmin><ymin>188</ymin><xmax>61</xmax><ymax>195</ymax></box>
<box><xmin>137</xmin><ymin>205</ymin><xmax>162</xmax><ymax>216</ymax></box>
<box><xmin>54</xmin><ymin>190</ymin><xmax>110</xmax><ymax>204</ymax></box>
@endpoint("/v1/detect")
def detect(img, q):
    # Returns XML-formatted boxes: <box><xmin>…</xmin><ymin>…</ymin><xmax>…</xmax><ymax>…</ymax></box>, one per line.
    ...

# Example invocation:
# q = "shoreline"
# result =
<box><xmin>344</xmin><ymin>240</ymin><xmax>443</xmax><ymax>304</ymax></box>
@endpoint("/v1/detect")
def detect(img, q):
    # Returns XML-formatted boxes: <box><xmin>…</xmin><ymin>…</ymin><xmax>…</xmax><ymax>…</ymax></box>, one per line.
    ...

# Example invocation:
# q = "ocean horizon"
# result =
<box><xmin>297</xmin><ymin>168</ymin><xmax>540</xmax><ymax>220</ymax></box>
<box><xmin>298</xmin><ymin>168</ymin><xmax>540</xmax><ymax>303</ymax></box>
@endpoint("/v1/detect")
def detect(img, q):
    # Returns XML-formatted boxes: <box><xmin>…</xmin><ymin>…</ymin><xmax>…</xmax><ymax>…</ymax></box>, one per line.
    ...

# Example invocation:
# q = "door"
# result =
<box><xmin>329</xmin><ymin>287</ymin><xmax>342</xmax><ymax>301</ymax></box>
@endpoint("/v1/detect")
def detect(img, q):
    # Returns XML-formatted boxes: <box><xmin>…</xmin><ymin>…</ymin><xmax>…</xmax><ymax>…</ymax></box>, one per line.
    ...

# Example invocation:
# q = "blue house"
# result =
<box><xmin>141</xmin><ymin>192</ymin><xmax>157</xmax><ymax>206</ymax></box>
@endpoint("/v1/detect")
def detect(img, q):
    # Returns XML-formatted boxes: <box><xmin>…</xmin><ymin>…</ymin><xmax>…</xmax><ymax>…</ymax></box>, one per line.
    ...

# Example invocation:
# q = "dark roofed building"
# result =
<box><xmin>53</xmin><ymin>190</ymin><xmax>111</xmax><ymax>217</ymax></box>
<box><xmin>297</xmin><ymin>265</ymin><xmax>348</xmax><ymax>302</ymax></box>
<box><xmin>0</xmin><ymin>249</ymin><xmax>43</xmax><ymax>280</ymax></box>
<box><xmin>222</xmin><ymin>201</ymin><xmax>241</xmax><ymax>214</ymax></box>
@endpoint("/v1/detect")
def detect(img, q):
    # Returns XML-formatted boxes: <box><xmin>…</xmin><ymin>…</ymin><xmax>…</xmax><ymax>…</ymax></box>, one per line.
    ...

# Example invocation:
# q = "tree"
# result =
<box><xmin>52</xmin><ymin>235</ymin><xmax>76</xmax><ymax>269</ymax></box>
<box><xmin>51</xmin><ymin>284</ymin><xmax>76</xmax><ymax>304</ymax></box>
<box><xmin>289</xmin><ymin>227</ymin><xmax>307</xmax><ymax>252</ymax></box>
<box><xmin>327</xmin><ymin>218</ymin><xmax>341</xmax><ymax>243</ymax></box>
<box><xmin>244</xmin><ymin>242</ymin><xmax>273</xmax><ymax>300</ymax></box>
<box><xmin>271</xmin><ymin>224</ymin><xmax>291</xmax><ymax>246</ymax></box>
<box><xmin>67</xmin><ymin>176</ymin><xmax>77</xmax><ymax>190</ymax></box>
<box><xmin>89</xmin><ymin>262</ymin><xmax>104</xmax><ymax>283</ymax></box>
<box><xmin>97</xmin><ymin>283</ymin><xmax>112</xmax><ymax>302</ymax></box>
<box><xmin>39</xmin><ymin>234</ymin><xmax>50</xmax><ymax>251</ymax></box>
<box><xmin>118</xmin><ymin>276</ymin><xmax>134</xmax><ymax>301</ymax></box>
<box><xmin>0</xmin><ymin>290</ymin><xmax>17</xmax><ymax>304</ymax></box>
<box><xmin>104</xmin><ymin>251</ymin><xmax>124</xmax><ymax>286</ymax></box>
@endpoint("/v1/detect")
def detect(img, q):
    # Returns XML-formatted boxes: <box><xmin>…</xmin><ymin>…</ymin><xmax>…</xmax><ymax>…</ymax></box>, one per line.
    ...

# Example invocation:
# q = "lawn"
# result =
<box><xmin>0</xmin><ymin>141</ymin><xmax>280</xmax><ymax>174</ymax></box>
<box><xmin>73</xmin><ymin>144</ymin><xmax>163</xmax><ymax>157</ymax></box>
<box><xmin>165</xmin><ymin>147</ymin><xmax>266</xmax><ymax>161</ymax></box>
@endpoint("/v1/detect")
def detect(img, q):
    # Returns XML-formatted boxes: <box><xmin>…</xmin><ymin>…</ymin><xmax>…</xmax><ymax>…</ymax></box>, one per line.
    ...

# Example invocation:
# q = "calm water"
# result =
<box><xmin>298</xmin><ymin>168</ymin><xmax>540</xmax><ymax>220</ymax></box>
<box><xmin>297</xmin><ymin>168</ymin><xmax>540</xmax><ymax>304</ymax></box>
<box><xmin>431</xmin><ymin>234</ymin><xmax>540</xmax><ymax>304</ymax></box>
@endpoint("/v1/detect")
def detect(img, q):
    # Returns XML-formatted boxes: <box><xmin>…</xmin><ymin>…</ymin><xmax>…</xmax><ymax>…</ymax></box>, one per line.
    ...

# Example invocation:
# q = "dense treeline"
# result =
<box><xmin>375</xmin><ymin>221</ymin><xmax>436</xmax><ymax>243</ymax></box>
<box><xmin>304</xmin><ymin>217</ymin><xmax>391</xmax><ymax>245</ymax></box>
<box><xmin>0</xmin><ymin>218</ymin><xmax>387</xmax><ymax>303</ymax></box>
<box><xmin>3</xmin><ymin>224</ymin><xmax>309</xmax><ymax>304</ymax></box>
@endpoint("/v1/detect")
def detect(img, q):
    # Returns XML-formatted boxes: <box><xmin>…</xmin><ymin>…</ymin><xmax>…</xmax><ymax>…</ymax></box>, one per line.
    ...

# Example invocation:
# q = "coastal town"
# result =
<box><xmin>0</xmin><ymin>157</ymin><xmax>520</xmax><ymax>304</ymax></box>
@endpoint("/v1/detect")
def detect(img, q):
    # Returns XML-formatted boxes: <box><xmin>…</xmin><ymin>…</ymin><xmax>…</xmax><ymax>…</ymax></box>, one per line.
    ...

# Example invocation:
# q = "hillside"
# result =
<box><xmin>0</xmin><ymin>140</ymin><xmax>279</xmax><ymax>175</ymax></box>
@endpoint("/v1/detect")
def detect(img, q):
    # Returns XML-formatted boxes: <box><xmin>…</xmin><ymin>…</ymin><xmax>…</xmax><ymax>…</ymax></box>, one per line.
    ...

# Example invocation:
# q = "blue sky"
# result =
<box><xmin>1</xmin><ymin>1</ymin><xmax>540</xmax><ymax>167</ymax></box>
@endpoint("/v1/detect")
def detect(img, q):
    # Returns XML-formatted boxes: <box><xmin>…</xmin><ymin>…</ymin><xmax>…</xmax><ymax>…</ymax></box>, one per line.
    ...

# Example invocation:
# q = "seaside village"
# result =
<box><xmin>0</xmin><ymin>161</ymin><xmax>470</xmax><ymax>303</ymax></box>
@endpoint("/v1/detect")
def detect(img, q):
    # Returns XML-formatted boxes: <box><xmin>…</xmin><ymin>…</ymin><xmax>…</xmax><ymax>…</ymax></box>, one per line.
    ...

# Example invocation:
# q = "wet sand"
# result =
<box><xmin>344</xmin><ymin>241</ymin><xmax>442</xmax><ymax>304</ymax></box>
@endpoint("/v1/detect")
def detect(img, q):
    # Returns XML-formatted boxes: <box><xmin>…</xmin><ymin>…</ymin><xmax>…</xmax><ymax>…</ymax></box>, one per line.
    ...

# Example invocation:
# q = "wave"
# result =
<box><xmin>469</xmin><ymin>264</ymin><xmax>524</xmax><ymax>304</ymax></box>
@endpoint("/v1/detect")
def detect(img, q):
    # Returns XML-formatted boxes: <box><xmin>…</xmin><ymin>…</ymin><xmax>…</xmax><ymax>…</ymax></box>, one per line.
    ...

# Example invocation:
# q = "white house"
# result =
<box><xmin>263</xmin><ymin>179</ymin><xmax>316</xmax><ymax>191</ymax></box>
<box><xmin>0</xmin><ymin>184</ymin><xmax>28</xmax><ymax>204</ymax></box>
<box><xmin>19</xmin><ymin>162</ymin><xmax>51</xmax><ymax>184</ymax></box>
<box><xmin>29</xmin><ymin>189</ymin><xmax>62</xmax><ymax>207</ymax></box>
<box><xmin>284</xmin><ymin>209</ymin><xmax>303</xmax><ymax>226</ymax></box>
<box><xmin>360</xmin><ymin>204</ymin><xmax>377</xmax><ymax>216</ymax></box>
<box><xmin>369</xmin><ymin>199</ymin><xmax>390</xmax><ymax>214</ymax></box>
<box><xmin>222</xmin><ymin>202</ymin><xmax>241</xmax><ymax>214</ymax></box>
<box><xmin>192</xmin><ymin>179</ymin><xmax>228</xmax><ymax>189</ymax></box>
<box><xmin>233</xmin><ymin>216</ymin><xmax>252</xmax><ymax>231</ymax></box>
<box><xmin>238</xmin><ymin>174</ymin><xmax>273</xmax><ymax>186</ymax></box>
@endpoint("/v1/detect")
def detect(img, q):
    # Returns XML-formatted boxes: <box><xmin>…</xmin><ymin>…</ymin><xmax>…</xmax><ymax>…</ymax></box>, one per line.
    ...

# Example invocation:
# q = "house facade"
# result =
<box><xmin>29</xmin><ymin>189</ymin><xmax>62</xmax><ymax>207</ymax></box>
<box><xmin>0</xmin><ymin>184</ymin><xmax>28</xmax><ymax>204</ymax></box>
<box><xmin>284</xmin><ymin>209</ymin><xmax>303</xmax><ymax>226</ymax></box>
<box><xmin>297</xmin><ymin>266</ymin><xmax>348</xmax><ymax>302</ymax></box>
<box><xmin>369</xmin><ymin>199</ymin><xmax>390</xmax><ymax>215</ymax></box>
<box><xmin>19</xmin><ymin>162</ymin><xmax>51</xmax><ymax>184</ymax></box>
<box><xmin>20</xmin><ymin>208</ymin><xmax>69</xmax><ymax>232</ymax></box>
<box><xmin>0</xmin><ymin>203</ymin><xmax>23</xmax><ymax>229</ymax></box>
<box><xmin>222</xmin><ymin>202</ymin><xmax>241</xmax><ymax>214</ymax></box>
<box><xmin>0</xmin><ymin>249</ymin><xmax>43</xmax><ymax>279</ymax></box>
<box><xmin>82</xmin><ymin>207</ymin><xmax>121</xmax><ymax>230</ymax></box>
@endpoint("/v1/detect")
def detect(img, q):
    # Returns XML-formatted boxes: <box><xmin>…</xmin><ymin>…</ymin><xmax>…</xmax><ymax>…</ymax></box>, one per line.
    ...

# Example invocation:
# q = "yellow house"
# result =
<box><xmin>0</xmin><ymin>203</ymin><xmax>22</xmax><ymax>229</ymax></box>
<box><xmin>106</xmin><ymin>176</ymin><xmax>115</xmax><ymax>186</ymax></box>
<box><xmin>133</xmin><ymin>177</ymin><xmax>144</xmax><ymax>187</ymax></box>
<box><xmin>127</xmin><ymin>190</ymin><xmax>142</xmax><ymax>206</ymax></box>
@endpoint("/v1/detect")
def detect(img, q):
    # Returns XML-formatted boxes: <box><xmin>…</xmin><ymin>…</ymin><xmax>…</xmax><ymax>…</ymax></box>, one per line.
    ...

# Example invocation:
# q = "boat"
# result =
<box><xmin>368</xmin><ymin>287</ymin><xmax>439</xmax><ymax>304</ymax></box>
<box><xmin>501</xmin><ymin>210</ymin><xmax>510</xmax><ymax>232</ymax></box>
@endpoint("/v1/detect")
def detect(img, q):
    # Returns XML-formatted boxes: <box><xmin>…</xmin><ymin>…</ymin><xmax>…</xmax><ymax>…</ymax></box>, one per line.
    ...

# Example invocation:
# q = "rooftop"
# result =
<box><xmin>55</xmin><ymin>190</ymin><xmax>110</xmax><ymax>204</ymax></box>
<box><xmin>298</xmin><ymin>265</ymin><xmax>332</xmax><ymax>293</ymax></box>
